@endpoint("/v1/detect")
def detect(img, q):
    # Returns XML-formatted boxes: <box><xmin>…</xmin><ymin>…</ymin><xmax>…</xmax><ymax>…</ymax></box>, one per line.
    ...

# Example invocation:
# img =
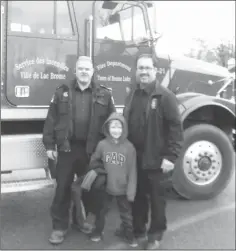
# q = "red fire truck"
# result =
<box><xmin>1</xmin><ymin>1</ymin><xmax>235</xmax><ymax>200</ymax></box>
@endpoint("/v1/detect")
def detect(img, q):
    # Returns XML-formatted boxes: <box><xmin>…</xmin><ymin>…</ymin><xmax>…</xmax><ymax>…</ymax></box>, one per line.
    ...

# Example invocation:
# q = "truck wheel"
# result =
<box><xmin>172</xmin><ymin>124</ymin><xmax>235</xmax><ymax>200</ymax></box>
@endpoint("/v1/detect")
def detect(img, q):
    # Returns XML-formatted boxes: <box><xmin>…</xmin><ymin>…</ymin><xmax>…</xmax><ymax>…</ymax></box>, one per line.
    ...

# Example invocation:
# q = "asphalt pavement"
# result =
<box><xmin>1</xmin><ymin>173</ymin><xmax>235</xmax><ymax>250</ymax></box>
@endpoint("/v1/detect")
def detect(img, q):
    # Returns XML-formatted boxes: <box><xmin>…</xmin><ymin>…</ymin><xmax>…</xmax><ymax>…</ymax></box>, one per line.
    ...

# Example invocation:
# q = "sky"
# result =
<box><xmin>149</xmin><ymin>1</ymin><xmax>235</xmax><ymax>56</ymax></box>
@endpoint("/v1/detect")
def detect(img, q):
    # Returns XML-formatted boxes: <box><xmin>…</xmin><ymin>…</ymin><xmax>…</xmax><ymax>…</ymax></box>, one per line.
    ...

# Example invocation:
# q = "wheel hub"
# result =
<box><xmin>198</xmin><ymin>156</ymin><xmax>212</xmax><ymax>171</ymax></box>
<box><xmin>183</xmin><ymin>141</ymin><xmax>222</xmax><ymax>186</ymax></box>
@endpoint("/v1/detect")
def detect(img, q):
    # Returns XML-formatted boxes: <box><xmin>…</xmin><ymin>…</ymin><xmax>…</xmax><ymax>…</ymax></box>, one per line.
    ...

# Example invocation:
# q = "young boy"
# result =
<box><xmin>82</xmin><ymin>112</ymin><xmax>138</xmax><ymax>247</ymax></box>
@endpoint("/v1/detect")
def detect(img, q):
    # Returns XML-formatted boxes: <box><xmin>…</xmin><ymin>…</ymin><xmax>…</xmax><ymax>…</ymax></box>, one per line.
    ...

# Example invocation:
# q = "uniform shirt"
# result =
<box><xmin>128</xmin><ymin>82</ymin><xmax>155</xmax><ymax>151</ymax></box>
<box><xmin>72</xmin><ymin>82</ymin><xmax>92</xmax><ymax>142</ymax></box>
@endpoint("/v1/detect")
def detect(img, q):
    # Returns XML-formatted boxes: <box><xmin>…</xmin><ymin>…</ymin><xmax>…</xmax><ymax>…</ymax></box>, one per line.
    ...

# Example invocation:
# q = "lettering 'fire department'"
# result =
<box><xmin>105</xmin><ymin>152</ymin><xmax>126</xmax><ymax>166</ymax></box>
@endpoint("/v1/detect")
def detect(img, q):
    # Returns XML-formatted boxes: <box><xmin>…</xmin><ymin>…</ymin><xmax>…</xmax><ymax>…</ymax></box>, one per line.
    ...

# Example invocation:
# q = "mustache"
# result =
<box><xmin>140</xmin><ymin>74</ymin><xmax>149</xmax><ymax>77</ymax></box>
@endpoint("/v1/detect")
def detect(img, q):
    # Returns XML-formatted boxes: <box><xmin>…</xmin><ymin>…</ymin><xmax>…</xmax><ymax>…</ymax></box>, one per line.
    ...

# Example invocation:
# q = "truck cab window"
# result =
<box><xmin>8</xmin><ymin>1</ymin><xmax>54</xmax><ymax>34</ymax></box>
<box><xmin>95</xmin><ymin>3</ymin><xmax>122</xmax><ymax>41</ymax></box>
<box><xmin>56</xmin><ymin>1</ymin><xmax>73</xmax><ymax>36</ymax></box>
<box><xmin>132</xmin><ymin>7</ymin><xmax>148</xmax><ymax>40</ymax></box>
<box><xmin>95</xmin><ymin>2</ymin><xmax>149</xmax><ymax>43</ymax></box>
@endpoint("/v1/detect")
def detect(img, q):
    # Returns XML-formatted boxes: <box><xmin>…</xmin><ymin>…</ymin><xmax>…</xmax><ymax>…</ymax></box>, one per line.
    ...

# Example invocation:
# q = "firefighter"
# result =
<box><xmin>123</xmin><ymin>54</ymin><xmax>184</xmax><ymax>249</ymax></box>
<box><xmin>42</xmin><ymin>56</ymin><xmax>116</xmax><ymax>245</ymax></box>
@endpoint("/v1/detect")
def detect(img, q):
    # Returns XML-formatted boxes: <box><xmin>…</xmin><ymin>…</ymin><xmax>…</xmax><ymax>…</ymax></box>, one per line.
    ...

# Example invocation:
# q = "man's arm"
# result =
<box><xmin>108</xmin><ymin>93</ymin><xmax>116</xmax><ymax>114</ymax></box>
<box><xmin>162</xmin><ymin>91</ymin><xmax>184</xmax><ymax>164</ymax></box>
<box><xmin>88</xmin><ymin>141</ymin><xmax>104</xmax><ymax>171</ymax></box>
<box><xmin>42</xmin><ymin>93</ymin><xmax>58</xmax><ymax>151</ymax></box>
<box><xmin>126</xmin><ymin>144</ymin><xmax>137</xmax><ymax>202</ymax></box>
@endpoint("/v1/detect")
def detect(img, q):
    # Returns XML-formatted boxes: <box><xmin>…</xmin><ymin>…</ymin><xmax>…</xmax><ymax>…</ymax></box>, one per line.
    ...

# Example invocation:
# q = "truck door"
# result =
<box><xmin>5</xmin><ymin>1</ymin><xmax>78</xmax><ymax>107</ymax></box>
<box><xmin>90</xmin><ymin>1</ymin><xmax>153</xmax><ymax>107</ymax></box>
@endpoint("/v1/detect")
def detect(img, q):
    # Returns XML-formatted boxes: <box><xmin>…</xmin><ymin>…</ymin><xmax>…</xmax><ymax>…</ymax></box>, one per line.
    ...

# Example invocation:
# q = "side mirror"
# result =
<box><xmin>143</xmin><ymin>1</ymin><xmax>153</xmax><ymax>7</ymax></box>
<box><xmin>109</xmin><ymin>13</ymin><xmax>120</xmax><ymax>24</ymax></box>
<box><xmin>102</xmin><ymin>1</ymin><xmax>118</xmax><ymax>10</ymax></box>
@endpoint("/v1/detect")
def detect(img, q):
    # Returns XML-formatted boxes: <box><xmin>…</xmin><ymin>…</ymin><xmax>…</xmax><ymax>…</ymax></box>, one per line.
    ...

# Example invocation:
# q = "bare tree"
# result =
<box><xmin>185</xmin><ymin>38</ymin><xmax>235</xmax><ymax>67</ymax></box>
<box><xmin>213</xmin><ymin>41</ymin><xmax>235</xmax><ymax>67</ymax></box>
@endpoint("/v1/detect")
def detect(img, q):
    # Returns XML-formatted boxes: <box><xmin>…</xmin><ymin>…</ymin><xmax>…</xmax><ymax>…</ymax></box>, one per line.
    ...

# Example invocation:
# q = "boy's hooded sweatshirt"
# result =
<box><xmin>89</xmin><ymin>112</ymin><xmax>137</xmax><ymax>201</ymax></box>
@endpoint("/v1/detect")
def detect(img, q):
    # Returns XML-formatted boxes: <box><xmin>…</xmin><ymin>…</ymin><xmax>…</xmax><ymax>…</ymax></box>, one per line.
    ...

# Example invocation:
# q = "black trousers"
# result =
<box><xmin>94</xmin><ymin>194</ymin><xmax>134</xmax><ymax>239</ymax></box>
<box><xmin>132</xmin><ymin>156</ymin><xmax>167</xmax><ymax>241</ymax></box>
<box><xmin>50</xmin><ymin>142</ymin><xmax>89</xmax><ymax>230</ymax></box>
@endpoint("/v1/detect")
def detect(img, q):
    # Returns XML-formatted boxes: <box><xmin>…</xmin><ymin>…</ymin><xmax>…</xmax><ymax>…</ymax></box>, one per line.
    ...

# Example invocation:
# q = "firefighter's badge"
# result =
<box><xmin>63</xmin><ymin>92</ymin><xmax>68</xmax><ymax>97</ymax></box>
<box><xmin>151</xmin><ymin>98</ymin><xmax>157</xmax><ymax>109</ymax></box>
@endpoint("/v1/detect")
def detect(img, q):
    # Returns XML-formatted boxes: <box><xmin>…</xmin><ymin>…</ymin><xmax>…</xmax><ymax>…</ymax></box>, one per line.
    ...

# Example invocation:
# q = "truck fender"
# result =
<box><xmin>177</xmin><ymin>94</ymin><xmax>236</xmax><ymax>122</ymax></box>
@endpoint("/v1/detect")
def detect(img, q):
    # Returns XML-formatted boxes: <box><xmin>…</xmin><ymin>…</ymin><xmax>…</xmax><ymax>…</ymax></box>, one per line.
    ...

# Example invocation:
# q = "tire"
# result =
<box><xmin>172</xmin><ymin>124</ymin><xmax>235</xmax><ymax>200</ymax></box>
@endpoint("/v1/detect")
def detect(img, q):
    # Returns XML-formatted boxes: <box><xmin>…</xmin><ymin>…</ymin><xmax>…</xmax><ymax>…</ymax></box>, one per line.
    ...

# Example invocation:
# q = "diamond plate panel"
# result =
<box><xmin>1</xmin><ymin>134</ymin><xmax>48</xmax><ymax>171</ymax></box>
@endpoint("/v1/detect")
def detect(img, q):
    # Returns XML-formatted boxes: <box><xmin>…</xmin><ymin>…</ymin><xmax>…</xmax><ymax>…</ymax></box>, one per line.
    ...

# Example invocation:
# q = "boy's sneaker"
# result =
<box><xmin>114</xmin><ymin>227</ymin><xmax>138</xmax><ymax>247</ymax></box>
<box><xmin>127</xmin><ymin>238</ymin><xmax>138</xmax><ymax>248</ymax></box>
<box><xmin>135</xmin><ymin>232</ymin><xmax>148</xmax><ymax>242</ymax></box>
<box><xmin>120</xmin><ymin>233</ymin><xmax>138</xmax><ymax>248</ymax></box>
<box><xmin>89</xmin><ymin>231</ymin><xmax>103</xmax><ymax>242</ymax></box>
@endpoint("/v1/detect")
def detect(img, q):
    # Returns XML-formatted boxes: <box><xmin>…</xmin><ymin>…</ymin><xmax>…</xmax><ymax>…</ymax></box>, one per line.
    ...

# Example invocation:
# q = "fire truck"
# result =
<box><xmin>1</xmin><ymin>1</ymin><xmax>235</xmax><ymax>200</ymax></box>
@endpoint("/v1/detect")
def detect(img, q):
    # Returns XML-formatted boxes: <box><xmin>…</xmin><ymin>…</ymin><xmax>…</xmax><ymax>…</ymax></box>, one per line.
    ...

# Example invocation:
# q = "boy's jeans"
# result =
<box><xmin>94</xmin><ymin>194</ymin><xmax>134</xmax><ymax>240</ymax></box>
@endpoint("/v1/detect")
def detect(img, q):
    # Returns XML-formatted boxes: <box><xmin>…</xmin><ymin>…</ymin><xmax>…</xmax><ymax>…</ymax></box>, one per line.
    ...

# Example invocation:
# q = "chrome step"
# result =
<box><xmin>1</xmin><ymin>178</ymin><xmax>55</xmax><ymax>194</ymax></box>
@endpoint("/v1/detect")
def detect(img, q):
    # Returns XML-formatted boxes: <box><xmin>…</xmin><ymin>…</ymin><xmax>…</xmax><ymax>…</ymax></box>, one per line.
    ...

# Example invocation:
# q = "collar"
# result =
<box><xmin>138</xmin><ymin>81</ymin><xmax>156</xmax><ymax>95</ymax></box>
<box><xmin>134</xmin><ymin>80</ymin><xmax>166</xmax><ymax>97</ymax></box>
<box><xmin>73</xmin><ymin>79</ymin><xmax>92</xmax><ymax>92</ymax></box>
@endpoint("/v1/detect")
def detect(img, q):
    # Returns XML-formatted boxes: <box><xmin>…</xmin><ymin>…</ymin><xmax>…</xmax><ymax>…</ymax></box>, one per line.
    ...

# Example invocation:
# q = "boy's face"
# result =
<box><xmin>109</xmin><ymin>120</ymin><xmax>123</xmax><ymax>139</ymax></box>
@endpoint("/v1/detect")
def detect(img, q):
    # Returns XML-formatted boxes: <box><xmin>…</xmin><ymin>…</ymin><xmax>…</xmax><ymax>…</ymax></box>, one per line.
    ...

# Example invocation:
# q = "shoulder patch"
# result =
<box><xmin>100</xmin><ymin>85</ymin><xmax>112</xmax><ymax>93</ymax></box>
<box><xmin>57</xmin><ymin>84</ymin><xmax>68</xmax><ymax>91</ymax></box>
<box><xmin>63</xmin><ymin>92</ymin><xmax>68</xmax><ymax>97</ymax></box>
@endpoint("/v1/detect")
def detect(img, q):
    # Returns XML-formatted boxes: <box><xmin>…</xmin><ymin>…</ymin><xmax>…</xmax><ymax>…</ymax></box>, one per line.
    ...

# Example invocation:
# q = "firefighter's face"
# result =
<box><xmin>76</xmin><ymin>60</ymin><xmax>94</xmax><ymax>85</ymax></box>
<box><xmin>136</xmin><ymin>57</ymin><xmax>156</xmax><ymax>85</ymax></box>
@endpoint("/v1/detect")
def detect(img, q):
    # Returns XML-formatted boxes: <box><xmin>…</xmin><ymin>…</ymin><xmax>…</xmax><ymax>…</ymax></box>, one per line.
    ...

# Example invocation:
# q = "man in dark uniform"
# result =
<box><xmin>42</xmin><ymin>56</ymin><xmax>115</xmax><ymax>244</ymax></box>
<box><xmin>123</xmin><ymin>54</ymin><xmax>184</xmax><ymax>249</ymax></box>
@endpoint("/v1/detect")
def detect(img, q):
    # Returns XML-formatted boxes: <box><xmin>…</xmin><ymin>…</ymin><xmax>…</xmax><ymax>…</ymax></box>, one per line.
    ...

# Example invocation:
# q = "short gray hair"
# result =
<box><xmin>77</xmin><ymin>56</ymin><xmax>93</xmax><ymax>65</ymax></box>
